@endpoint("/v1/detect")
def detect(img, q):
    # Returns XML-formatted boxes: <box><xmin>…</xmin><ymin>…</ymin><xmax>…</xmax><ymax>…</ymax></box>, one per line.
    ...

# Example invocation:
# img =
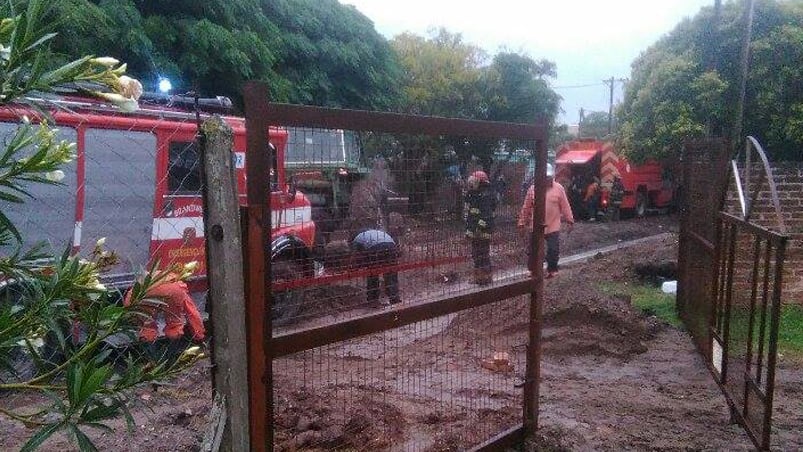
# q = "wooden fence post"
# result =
<box><xmin>201</xmin><ymin>116</ymin><xmax>250</xmax><ymax>451</ymax></box>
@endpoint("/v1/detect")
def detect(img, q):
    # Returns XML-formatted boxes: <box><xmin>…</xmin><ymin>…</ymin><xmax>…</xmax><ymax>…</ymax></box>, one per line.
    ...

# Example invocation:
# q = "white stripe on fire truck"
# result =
<box><xmin>151</xmin><ymin>217</ymin><xmax>205</xmax><ymax>241</ymax></box>
<box><xmin>272</xmin><ymin>206</ymin><xmax>312</xmax><ymax>228</ymax></box>
<box><xmin>151</xmin><ymin>206</ymin><xmax>312</xmax><ymax>241</ymax></box>
<box><xmin>73</xmin><ymin>221</ymin><xmax>82</xmax><ymax>247</ymax></box>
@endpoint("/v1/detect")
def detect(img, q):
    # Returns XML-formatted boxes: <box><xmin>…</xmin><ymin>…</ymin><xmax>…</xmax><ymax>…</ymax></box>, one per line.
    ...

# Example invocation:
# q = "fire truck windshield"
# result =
<box><xmin>168</xmin><ymin>141</ymin><xmax>202</xmax><ymax>194</ymax></box>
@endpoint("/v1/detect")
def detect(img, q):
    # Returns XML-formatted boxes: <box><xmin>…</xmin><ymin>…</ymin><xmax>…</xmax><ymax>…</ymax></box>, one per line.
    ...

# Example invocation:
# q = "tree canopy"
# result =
<box><xmin>579</xmin><ymin>111</ymin><xmax>611</xmax><ymax>139</ymax></box>
<box><xmin>37</xmin><ymin>0</ymin><xmax>400</xmax><ymax>110</ymax></box>
<box><xmin>387</xmin><ymin>29</ymin><xmax>561</xmax><ymax>168</ymax></box>
<box><xmin>391</xmin><ymin>29</ymin><xmax>560</xmax><ymax>125</ymax></box>
<box><xmin>618</xmin><ymin>0</ymin><xmax>803</xmax><ymax>161</ymax></box>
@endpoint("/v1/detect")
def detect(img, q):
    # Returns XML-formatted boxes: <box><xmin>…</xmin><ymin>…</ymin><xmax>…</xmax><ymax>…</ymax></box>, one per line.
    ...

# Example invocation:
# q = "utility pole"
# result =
<box><xmin>734</xmin><ymin>0</ymin><xmax>755</xmax><ymax>148</ymax></box>
<box><xmin>705</xmin><ymin>0</ymin><xmax>722</xmax><ymax>137</ymax></box>
<box><xmin>603</xmin><ymin>77</ymin><xmax>627</xmax><ymax>135</ymax></box>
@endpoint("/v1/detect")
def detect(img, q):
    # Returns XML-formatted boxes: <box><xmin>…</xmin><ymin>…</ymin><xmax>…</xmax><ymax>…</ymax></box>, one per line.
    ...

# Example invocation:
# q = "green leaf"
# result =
<box><xmin>67</xmin><ymin>362</ymin><xmax>84</xmax><ymax>407</ymax></box>
<box><xmin>70</xmin><ymin>425</ymin><xmax>100</xmax><ymax>452</ymax></box>
<box><xmin>22</xmin><ymin>31</ymin><xmax>56</xmax><ymax>53</ymax></box>
<box><xmin>0</xmin><ymin>210</ymin><xmax>21</xmax><ymax>242</ymax></box>
<box><xmin>19</xmin><ymin>422</ymin><xmax>62</xmax><ymax>452</ymax></box>
<box><xmin>119</xmin><ymin>400</ymin><xmax>136</xmax><ymax>433</ymax></box>
<box><xmin>78</xmin><ymin>364</ymin><xmax>113</xmax><ymax>407</ymax></box>
<box><xmin>82</xmin><ymin>422</ymin><xmax>114</xmax><ymax>433</ymax></box>
<box><xmin>80</xmin><ymin>402</ymin><xmax>120</xmax><ymax>424</ymax></box>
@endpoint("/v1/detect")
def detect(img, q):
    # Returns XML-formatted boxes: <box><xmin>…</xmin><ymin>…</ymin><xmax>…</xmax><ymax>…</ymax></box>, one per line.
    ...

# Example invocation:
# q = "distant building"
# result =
<box><xmin>567</xmin><ymin>124</ymin><xmax>580</xmax><ymax>137</ymax></box>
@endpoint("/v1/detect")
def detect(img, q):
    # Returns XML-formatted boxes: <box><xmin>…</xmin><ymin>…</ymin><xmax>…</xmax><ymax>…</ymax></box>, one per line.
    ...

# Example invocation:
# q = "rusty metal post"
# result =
<box><xmin>243</xmin><ymin>81</ymin><xmax>272</xmax><ymax>452</ymax></box>
<box><xmin>761</xmin><ymin>236</ymin><xmax>786</xmax><ymax>450</ymax></box>
<box><xmin>524</xmin><ymin>137</ymin><xmax>547</xmax><ymax>434</ymax></box>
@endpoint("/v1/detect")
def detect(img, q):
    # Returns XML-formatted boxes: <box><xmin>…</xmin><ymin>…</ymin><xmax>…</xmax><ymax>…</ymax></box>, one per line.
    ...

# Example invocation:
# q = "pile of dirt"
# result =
<box><xmin>425</xmin><ymin>407</ymin><xmax>519</xmax><ymax>451</ymax></box>
<box><xmin>273</xmin><ymin>389</ymin><xmax>404</xmax><ymax>451</ymax></box>
<box><xmin>541</xmin><ymin>302</ymin><xmax>653</xmax><ymax>359</ymax></box>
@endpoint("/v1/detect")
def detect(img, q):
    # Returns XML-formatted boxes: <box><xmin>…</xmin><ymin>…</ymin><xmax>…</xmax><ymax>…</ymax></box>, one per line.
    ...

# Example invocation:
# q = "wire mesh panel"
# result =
<box><xmin>273</xmin><ymin>297</ymin><xmax>527</xmax><ymax>451</ymax></box>
<box><xmin>269</xmin><ymin>128</ymin><xmax>535</xmax><ymax>328</ymax></box>
<box><xmin>242</xmin><ymin>86</ymin><xmax>548</xmax><ymax>451</ymax></box>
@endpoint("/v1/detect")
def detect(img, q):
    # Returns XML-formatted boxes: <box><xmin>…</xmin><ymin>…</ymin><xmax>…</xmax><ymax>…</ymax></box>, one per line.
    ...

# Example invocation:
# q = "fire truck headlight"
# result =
<box><xmin>158</xmin><ymin>77</ymin><xmax>172</xmax><ymax>93</ymax></box>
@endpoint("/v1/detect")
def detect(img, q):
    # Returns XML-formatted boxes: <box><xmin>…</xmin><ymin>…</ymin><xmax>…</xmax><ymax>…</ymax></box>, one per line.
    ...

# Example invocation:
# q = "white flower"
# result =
<box><xmin>94</xmin><ymin>283</ymin><xmax>106</xmax><ymax>291</ymax></box>
<box><xmin>118</xmin><ymin>98</ymin><xmax>138</xmax><ymax>112</ymax></box>
<box><xmin>90</xmin><ymin>57</ymin><xmax>120</xmax><ymax>67</ymax></box>
<box><xmin>21</xmin><ymin>115</ymin><xmax>30</xmax><ymax>124</ymax></box>
<box><xmin>183</xmin><ymin>261</ymin><xmax>199</xmax><ymax>273</ymax></box>
<box><xmin>96</xmin><ymin>92</ymin><xmax>139</xmax><ymax>112</ymax></box>
<box><xmin>119</xmin><ymin>76</ymin><xmax>143</xmax><ymax>101</ymax></box>
<box><xmin>96</xmin><ymin>237</ymin><xmax>106</xmax><ymax>247</ymax></box>
<box><xmin>44</xmin><ymin>170</ymin><xmax>65</xmax><ymax>182</ymax></box>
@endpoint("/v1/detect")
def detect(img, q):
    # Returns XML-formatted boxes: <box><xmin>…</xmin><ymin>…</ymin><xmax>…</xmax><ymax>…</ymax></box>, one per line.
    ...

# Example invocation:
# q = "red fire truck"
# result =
<box><xmin>555</xmin><ymin>139</ymin><xmax>676</xmax><ymax>218</ymax></box>
<box><xmin>0</xmin><ymin>94</ymin><xmax>316</xmax><ymax>301</ymax></box>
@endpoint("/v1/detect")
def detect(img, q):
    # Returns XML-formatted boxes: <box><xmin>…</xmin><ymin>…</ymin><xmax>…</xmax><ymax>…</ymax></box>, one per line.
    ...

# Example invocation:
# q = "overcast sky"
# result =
<box><xmin>341</xmin><ymin>0</ymin><xmax>714</xmax><ymax>124</ymax></box>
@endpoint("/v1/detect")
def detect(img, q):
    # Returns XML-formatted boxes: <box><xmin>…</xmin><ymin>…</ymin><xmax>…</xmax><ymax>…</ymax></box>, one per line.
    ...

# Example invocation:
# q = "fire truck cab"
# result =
<box><xmin>0</xmin><ymin>94</ymin><xmax>316</xmax><ymax>297</ymax></box>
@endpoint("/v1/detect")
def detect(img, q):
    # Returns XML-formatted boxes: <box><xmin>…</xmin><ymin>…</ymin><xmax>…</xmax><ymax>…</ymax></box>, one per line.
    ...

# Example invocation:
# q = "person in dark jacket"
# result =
<box><xmin>325</xmin><ymin>229</ymin><xmax>401</xmax><ymax>306</ymax></box>
<box><xmin>609</xmin><ymin>176</ymin><xmax>625</xmax><ymax>221</ymax></box>
<box><xmin>464</xmin><ymin>170</ymin><xmax>497</xmax><ymax>285</ymax></box>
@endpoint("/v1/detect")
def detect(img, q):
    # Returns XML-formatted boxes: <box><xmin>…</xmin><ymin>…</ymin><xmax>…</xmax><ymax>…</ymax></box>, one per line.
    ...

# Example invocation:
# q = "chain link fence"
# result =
<box><xmin>0</xmin><ymin>99</ymin><xmax>214</xmax><ymax>449</ymax></box>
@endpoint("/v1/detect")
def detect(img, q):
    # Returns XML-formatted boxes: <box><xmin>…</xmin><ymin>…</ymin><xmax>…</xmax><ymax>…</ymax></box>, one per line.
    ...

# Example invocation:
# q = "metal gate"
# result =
<box><xmin>678</xmin><ymin>137</ymin><xmax>789</xmax><ymax>450</ymax></box>
<box><xmin>240</xmin><ymin>82</ymin><xmax>549</xmax><ymax>451</ymax></box>
<box><xmin>677</xmin><ymin>139</ymin><xmax>731</xmax><ymax>352</ymax></box>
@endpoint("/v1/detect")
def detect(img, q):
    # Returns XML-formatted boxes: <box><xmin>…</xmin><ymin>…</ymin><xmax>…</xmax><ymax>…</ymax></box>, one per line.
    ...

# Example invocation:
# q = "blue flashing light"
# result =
<box><xmin>158</xmin><ymin>78</ymin><xmax>172</xmax><ymax>93</ymax></box>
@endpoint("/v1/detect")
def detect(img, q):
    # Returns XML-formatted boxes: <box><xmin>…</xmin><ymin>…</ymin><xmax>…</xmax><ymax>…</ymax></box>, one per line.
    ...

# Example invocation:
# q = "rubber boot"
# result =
<box><xmin>478</xmin><ymin>269</ymin><xmax>493</xmax><ymax>286</ymax></box>
<box><xmin>473</xmin><ymin>269</ymin><xmax>484</xmax><ymax>285</ymax></box>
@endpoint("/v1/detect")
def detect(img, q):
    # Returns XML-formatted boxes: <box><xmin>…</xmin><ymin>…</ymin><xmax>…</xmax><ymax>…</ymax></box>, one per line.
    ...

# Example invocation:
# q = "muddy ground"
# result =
<box><xmin>2</xmin><ymin>214</ymin><xmax>801</xmax><ymax>451</ymax></box>
<box><xmin>287</xmin><ymin>212</ymin><xmax>678</xmax><ymax>326</ymax></box>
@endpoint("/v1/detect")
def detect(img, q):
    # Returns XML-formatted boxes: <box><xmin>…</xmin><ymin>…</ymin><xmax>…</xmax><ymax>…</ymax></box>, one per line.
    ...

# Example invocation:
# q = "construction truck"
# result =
<box><xmin>0</xmin><ymin>93</ymin><xmax>316</xmax><ymax>318</ymax></box>
<box><xmin>283</xmin><ymin>128</ymin><xmax>369</xmax><ymax>250</ymax></box>
<box><xmin>554</xmin><ymin>139</ymin><xmax>676</xmax><ymax>219</ymax></box>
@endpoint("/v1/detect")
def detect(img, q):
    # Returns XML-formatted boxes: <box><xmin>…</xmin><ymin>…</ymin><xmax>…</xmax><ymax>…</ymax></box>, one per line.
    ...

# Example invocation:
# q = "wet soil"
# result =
<box><xmin>2</xmin><ymin>216</ymin><xmax>801</xmax><ymax>450</ymax></box>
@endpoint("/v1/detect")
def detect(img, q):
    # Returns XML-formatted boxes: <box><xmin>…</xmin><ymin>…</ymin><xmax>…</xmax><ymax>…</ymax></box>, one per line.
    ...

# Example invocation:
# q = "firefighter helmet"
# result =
<box><xmin>471</xmin><ymin>170</ymin><xmax>489</xmax><ymax>183</ymax></box>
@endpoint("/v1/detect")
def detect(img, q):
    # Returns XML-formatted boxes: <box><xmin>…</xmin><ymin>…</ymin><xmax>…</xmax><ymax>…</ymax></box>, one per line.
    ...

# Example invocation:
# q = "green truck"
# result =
<box><xmin>284</xmin><ymin>127</ymin><xmax>369</xmax><ymax>249</ymax></box>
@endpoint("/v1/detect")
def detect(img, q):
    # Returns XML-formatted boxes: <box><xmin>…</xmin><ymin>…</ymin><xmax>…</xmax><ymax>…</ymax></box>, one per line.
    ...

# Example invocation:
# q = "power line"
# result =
<box><xmin>552</xmin><ymin>82</ymin><xmax>606</xmax><ymax>90</ymax></box>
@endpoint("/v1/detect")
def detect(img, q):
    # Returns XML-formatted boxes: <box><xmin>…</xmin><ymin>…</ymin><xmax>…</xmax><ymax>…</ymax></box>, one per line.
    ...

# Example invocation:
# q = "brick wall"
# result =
<box><xmin>725</xmin><ymin>162</ymin><xmax>803</xmax><ymax>303</ymax></box>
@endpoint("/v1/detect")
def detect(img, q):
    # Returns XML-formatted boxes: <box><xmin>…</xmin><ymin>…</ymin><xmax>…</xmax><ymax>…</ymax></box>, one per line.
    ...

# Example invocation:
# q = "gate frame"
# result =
<box><xmin>678</xmin><ymin>137</ymin><xmax>789</xmax><ymax>450</ymax></box>
<box><xmin>711</xmin><ymin>212</ymin><xmax>787</xmax><ymax>450</ymax></box>
<box><xmin>241</xmin><ymin>81</ymin><xmax>549</xmax><ymax>451</ymax></box>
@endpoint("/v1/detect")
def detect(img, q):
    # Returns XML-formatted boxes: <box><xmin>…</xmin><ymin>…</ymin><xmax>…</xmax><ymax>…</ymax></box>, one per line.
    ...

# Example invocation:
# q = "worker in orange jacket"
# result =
<box><xmin>584</xmin><ymin>177</ymin><xmax>601</xmax><ymax>221</ymax></box>
<box><xmin>518</xmin><ymin>163</ymin><xmax>575</xmax><ymax>278</ymax></box>
<box><xmin>123</xmin><ymin>273</ymin><xmax>205</xmax><ymax>342</ymax></box>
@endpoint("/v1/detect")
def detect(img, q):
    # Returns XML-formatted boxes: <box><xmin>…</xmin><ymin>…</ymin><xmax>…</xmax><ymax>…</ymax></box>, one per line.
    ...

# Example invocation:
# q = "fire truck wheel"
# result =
<box><xmin>635</xmin><ymin>191</ymin><xmax>648</xmax><ymax>218</ymax></box>
<box><xmin>271</xmin><ymin>258</ymin><xmax>304</xmax><ymax>322</ymax></box>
